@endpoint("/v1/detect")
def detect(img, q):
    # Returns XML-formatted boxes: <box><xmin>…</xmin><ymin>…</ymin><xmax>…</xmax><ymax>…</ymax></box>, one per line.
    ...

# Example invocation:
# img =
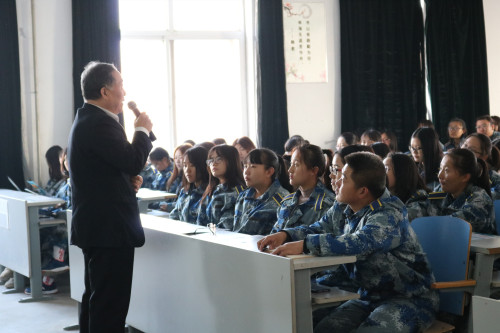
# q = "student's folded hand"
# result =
<box><xmin>130</xmin><ymin>175</ymin><xmax>143</xmax><ymax>193</ymax></box>
<box><xmin>257</xmin><ymin>231</ymin><xmax>288</xmax><ymax>252</ymax></box>
<box><xmin>272</xmin><ymin>241</ymin><xmax>304</xmax><ymax>257</ymax></box>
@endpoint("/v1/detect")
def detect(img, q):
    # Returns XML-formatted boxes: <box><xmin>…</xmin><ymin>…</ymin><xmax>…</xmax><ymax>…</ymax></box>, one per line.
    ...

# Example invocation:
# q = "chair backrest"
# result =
<box><xmin>493</xmin><ymin>200</ymin><xmax>500</xmax><ymax>235</ymax></box>
<box><xmin>412</xmin><ymin>216</ymin><xmax>472</xmax><ymax>316</ymax></box>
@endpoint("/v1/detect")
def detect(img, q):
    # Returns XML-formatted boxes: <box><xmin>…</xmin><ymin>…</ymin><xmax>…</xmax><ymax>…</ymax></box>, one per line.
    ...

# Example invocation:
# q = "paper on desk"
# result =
<box><xmin>0</xmin><ymin>199</ymin><xmax>8</xmax><ymax>229</ymax></box>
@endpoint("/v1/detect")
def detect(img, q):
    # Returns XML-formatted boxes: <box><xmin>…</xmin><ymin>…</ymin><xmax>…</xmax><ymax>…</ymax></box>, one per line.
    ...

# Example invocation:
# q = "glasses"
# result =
<box><xmin>329</xmin><ymin>166</ymin><xmax>342</xmax><ymax>176</ymax></box>
<box><xmin>448</xmin><ymin>127</ymin><xmax>463</xmax><ymax>131</ymax></box>
<box><xmin>206</xmin><ymin>156</ymin><xmax>223</xmax><ymax>166</ymax></box>
<box><xmin>476</xmin><ymin>124</ymin><xmax>490</xmax><ymax>130</ymax></box>
<box><xmin>409</xmin><ymin>146</ymin><xmax>423</xmax><ymax>153</ymax></box>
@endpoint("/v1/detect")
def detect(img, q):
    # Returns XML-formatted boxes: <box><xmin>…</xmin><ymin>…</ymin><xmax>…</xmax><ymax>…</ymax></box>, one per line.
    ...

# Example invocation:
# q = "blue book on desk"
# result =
<box><xmin>26</xmin><ymin>180</ymin><xmax>48</xmax><ymax>196</ymax></box>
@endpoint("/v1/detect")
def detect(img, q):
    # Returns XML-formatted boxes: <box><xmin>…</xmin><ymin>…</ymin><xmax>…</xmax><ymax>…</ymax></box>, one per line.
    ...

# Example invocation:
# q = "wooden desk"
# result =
<box><xmin>136</xmin><ymin>188</ymin><xmax>176</xmax><ymax>213</ymax></box>
<box><xmin>0</xmin><ymin>189</ymin><xmax>65</xmax><ymax>302</ymax></box>
<box><xmin>470</xmin><ymin>233</ymin><xmax>500</xmax><ymax>297</ymax></box>
<box><xmin>69</xmin><ymin>214</ymin><xmax>356</xmax><ymax>333</ymax></box>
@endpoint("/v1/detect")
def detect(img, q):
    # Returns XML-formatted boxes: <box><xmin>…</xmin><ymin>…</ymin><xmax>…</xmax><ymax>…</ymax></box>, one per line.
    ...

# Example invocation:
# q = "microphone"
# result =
<box><xmin>127</xmin><ymin>101</ymin><xmax>156</xmax><ymax>141</ymax></box>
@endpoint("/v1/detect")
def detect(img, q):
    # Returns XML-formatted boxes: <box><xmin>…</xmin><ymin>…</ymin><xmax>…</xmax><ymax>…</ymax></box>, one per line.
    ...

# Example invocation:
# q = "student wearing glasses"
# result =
<box><xmin>444</xmin><ymin>118</ymin><xmax>467</xmax><ymax>151</ymax></box>
<box><xmin>272</xmin><ymin>144</ymin><xmax>335</xmax><ymax>233</ymax></box>
<box><xmin>169</xmin><ymin>146</ymin><xmax>209</xmax><ymax>223</ymax></box>
<box><xmin>410</xmin><ymin>127</ymin><xmax>443</xmax><ymax>190</ymax></box>
<box><xmin>426</xmin><ymin>148</ymin><xmax>495</xmax><ymax>234</ymax></box>
<box><xmin>232</xmin><ymin>148</ymin><xmax>291</xmax><ymax>235</ymax></box>
<box><xmin>196</xmin><ymin>145</ymin><xmax>245</xmax><ymax>228</ymax></box>
<box><xmin>476</xmin><ymin>115</ymin><xmax>500</xmax><ymax>142</ymax></box>
<box><xmin>383</xmin><ymin>153</ymin><xmax>430</xmax><ymax>221</ymax></box>
<box><xmin>462</xmin><ymin>133</ymin><xmax>500</xmax><ymax>199</ymax></box>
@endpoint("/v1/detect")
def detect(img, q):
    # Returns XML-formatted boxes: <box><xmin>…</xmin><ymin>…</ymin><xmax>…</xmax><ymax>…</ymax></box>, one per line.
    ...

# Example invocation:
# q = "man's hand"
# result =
<box><xmin>135</xmin><ymin>112</ymin><xmax>153</xmax><ymax>132</ymax></box>
<box><xmin>272</xmin><ymin>241</ymin><xmax>304</xmax><ymax>257</ymax></box>
<box><xmin>130</xmin><ymin>175</ymin><xmax>143</xmax><ymax>193</ymax></box>
<box><xmin>257</xmin><ymin>232</ymin><xmax>288</xmax><ymax>252</ymax></box>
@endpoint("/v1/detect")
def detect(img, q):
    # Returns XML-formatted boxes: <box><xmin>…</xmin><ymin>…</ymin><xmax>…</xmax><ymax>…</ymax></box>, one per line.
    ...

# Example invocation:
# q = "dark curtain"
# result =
<box><xmin>426</xmin><ymin>0</ymin><xmax>489</xmax><ymax>140</ymax></box>
<box><xmin>0</xmin><ymin>0</ymin><xmax>25</xmax><ymax>189</ymax></box>
<box><xmin>72</xmin><ymin>0</ymin><xmax>122</xmax><ymax>122</ymax></box>
<box><xmin>340</xmin><ymin>0</ymin><xmax>426</xmax><ymax>150</ymax></box>
<box><xmin>257</xmin><ymin>0</ymin><xmax>289</xmax><ymax>154</ymax></box>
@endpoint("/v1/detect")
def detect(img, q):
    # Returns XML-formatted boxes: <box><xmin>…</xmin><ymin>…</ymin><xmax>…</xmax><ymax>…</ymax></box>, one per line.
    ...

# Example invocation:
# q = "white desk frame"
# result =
<box><xmin>470</xmin><ymin>233</ymin><xmax>500</xmax><ymax>297</ymax></box>
<box><xmin>136</xmin><ymin>188</ymin><xmax>176</xmax><ymax>213</ymax></box>
<box><xmin>0</xmin><ymin>189</ymin><xmax>64</xmax><ymax>302</ymax></box>
<box><xmin>69</xmin><ymin>214</ymin><xmax>355</xmax><ymax>333</ymax></box>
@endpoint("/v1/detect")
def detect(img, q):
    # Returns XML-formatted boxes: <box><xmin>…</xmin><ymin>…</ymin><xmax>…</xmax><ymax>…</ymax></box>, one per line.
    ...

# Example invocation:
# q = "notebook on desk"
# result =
<box><xmin>26</xmin><ymin>180</ymin><xmax>47</xmax><ymax>196</ymax></box>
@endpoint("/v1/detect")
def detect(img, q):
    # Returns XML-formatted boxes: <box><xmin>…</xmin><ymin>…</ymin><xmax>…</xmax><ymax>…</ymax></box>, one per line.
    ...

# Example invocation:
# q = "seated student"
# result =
<box><xmin>335</xmin><ymin>132</ymin><xmax>359</xmax><ymax>152</ymax></box>
<box><xmin>384</xmin><ymin>153</ymin><xmax>430</xmax><ymax>221</ymax></box>
<box><xmin>232</xmin><ymin>148</ymin><xmax>290</xmax><ymax>235</ymax></box>
<box><xmin>370</xmin><ymin>142</ymin><xmax>390</xmax><ymax>159</ymax></box>
<box><xmin>233</xmin><ymin>136</ymin><xmax>256</xmax><ymax>163</ymax></box>
<box><xmin>444</xmin><ymin>118</ymin><xmax>467</xmax><ymax>151</ymax></box>
<box><xmin>149</xmin><ymin>147</ymin><xmax>174</xmax><ymax>190</ymax></box>
<box><xmin>196</xmin><ymin>141</ymin><xmax>216</xmax><ymax>152</ymax></box>
<box><xmin>427</xmin><ymin>148</ymin><xmax>495</xmax><ymax>234</ymax></box>
<box><xmin>332</xmin><ymin>145</ymin><xmax>374</xmax><ymax>194</ymax></box>
<box><xmin>381</xmin><ymin>130</ymin><xmax>398</xmax><ymax>152</ymax></box>
<box><xmin>139</xmin><ymin>160</ymin><xmax>158</xmax><ymax>189</ymax></box>
<box><xmin>410</xmin><ymin>127</ymin><xmax>443</xmax><ymax>190</ymax></box>
<box><xmin>272</xmin><ymin>144</ymin><xmax>335</xmax><ymax>233</ymax></box>
<box><xmin>212</xmin><ymin>138</ymin><xmax>227</xmax><ymax>145</ymax></box>
<box><xmin>476</xmin><ymin>115</ymin><xmax>500</xmax><ymax>142</ymax></box>
<box><xmin>462</xmin><ymin>133</ymin><xmax>500</xmax><ymax>199</ymax></box>
<box><xmin>44</xmin><ymin>145</ymin><xmax>68</xmax><ymax>196</ymax></box>
<box><xmin>321</xmin><ymin>148</ymin><xmax>334</xmax><ymax>193</ymax></box>
<box><xmin>283</xmin><ymin>135</ymin><xmax>308</xmax><ymax>156</ymax></box>
<box><xmin>360</xmin><ymin>129</ymin><xmax>381</xmax><ymax>146</ymax></box>
<box><xmin>258</xmin><ymin>152</ymin><xmax>438</xmax><ymax>332</ymax></box>
<box><xmin>492</xmin><ymin>115</ymin><xmax>500</xmax><ymax>132</ymax></box>
<box><xmin>197</xmin><ymin>145</ymin><xmax>245</xmax><ymax>227</ymax></box>
<box><xmin>169</xmin><ymin>146</ymin><xmax>209</xmax><ymax>223</ymax></box>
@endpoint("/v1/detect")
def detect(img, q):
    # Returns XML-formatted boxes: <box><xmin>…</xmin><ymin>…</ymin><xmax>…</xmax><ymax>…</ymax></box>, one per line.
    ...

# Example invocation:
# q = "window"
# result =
<box><xmin>119</xmin><ymin>0</ymin><xmax>255</xmax><ymax>152</ymax></box>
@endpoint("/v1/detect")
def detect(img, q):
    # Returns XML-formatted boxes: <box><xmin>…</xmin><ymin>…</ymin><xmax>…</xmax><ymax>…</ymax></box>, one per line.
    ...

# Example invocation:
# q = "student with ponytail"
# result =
<box><xmin>232</xmin><ymin>148</ymin><xmax>290</xmax><ymax>235</ymax></box>
<box><xmin>196</xmin><ymin>145</ymin><xmax>245</xmax><ymax>227</ymax></box>
<box><xmin>426</xmin><ymin>148</ymin><xmax>495</xmax><ymax>234</ymax></box>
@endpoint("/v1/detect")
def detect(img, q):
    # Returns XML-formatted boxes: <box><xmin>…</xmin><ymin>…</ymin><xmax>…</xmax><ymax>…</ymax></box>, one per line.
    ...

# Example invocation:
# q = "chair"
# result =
<box><xmin>493</xmin><ymin>200</ymin><xmax>500</xmax><ymax>234</ymax></box>
<box><xmin>412</xmin><ymin>216</ymin><xmax>476</xmax><ymax>316</ymax></box>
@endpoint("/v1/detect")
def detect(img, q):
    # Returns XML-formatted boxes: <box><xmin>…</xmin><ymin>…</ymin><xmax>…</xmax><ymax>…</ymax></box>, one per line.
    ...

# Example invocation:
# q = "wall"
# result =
<box><xmin>484</xmin><ymin>0</ymin><xmax>500</xmax><ymax>116</ymax></box>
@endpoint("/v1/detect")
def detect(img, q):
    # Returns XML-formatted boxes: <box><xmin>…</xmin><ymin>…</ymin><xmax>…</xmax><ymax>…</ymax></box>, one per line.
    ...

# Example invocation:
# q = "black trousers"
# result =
<box><xmin>80</xmin><ymin>247</ymin><xmax>135</xmax><ymax>333</ymax></box>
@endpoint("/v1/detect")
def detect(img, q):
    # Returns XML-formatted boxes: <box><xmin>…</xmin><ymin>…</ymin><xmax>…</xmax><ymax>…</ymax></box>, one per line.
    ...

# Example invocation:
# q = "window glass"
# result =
<box><xmin>120</xmin><ymin>0</ymin><xmax>168</xmax><ymax>31</ymax></box>
<box><xmin>172</xmin><ymin>0</ymin><xmax>243</xmax><ymax>31</ymax></box>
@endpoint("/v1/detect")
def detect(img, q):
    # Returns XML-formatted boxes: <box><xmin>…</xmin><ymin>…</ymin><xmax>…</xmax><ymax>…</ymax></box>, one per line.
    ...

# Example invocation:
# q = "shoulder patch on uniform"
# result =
<box><xmin>272</xmin><ymin>193</ymin><xmax>284</xmax><ymax>206</ymax></box>
<box><xmin>428</xmin><ymin>191</ymin><xmax>446</xmax><ymax>200</ymax></box>
<box><xmin>314</xmin><ymin>192</ymin><xmax>326</xmax><ymax>211</ymax></box>
<box><xmin>369</xmin><ymin>199</ymin><xmax>383</xmax><ymax>211</ymax></box>
<box><xmin>234</xmin><ymin>185</ymin><xmax>245</xmax><ymax>195</ymax></box>
<box><xmin>282</xmin><ymin>193</ymin><xmax>295</xmax><ymax>201</ymax></box>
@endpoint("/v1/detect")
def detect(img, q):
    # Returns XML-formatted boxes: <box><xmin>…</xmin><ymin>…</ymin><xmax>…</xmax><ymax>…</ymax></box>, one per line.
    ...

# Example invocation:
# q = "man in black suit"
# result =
<box><xmin>67</xmin><ymin>61</ymin><xmax>153</xmax><ymax>333</ymax></box>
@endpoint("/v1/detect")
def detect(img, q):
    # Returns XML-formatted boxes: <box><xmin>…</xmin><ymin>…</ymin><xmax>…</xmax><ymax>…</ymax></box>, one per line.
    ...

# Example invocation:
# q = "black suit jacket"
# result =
<box><xmin>67</xmin><ymin>103</ymin><xmax>153</xmax><ymax>248</ymax></box>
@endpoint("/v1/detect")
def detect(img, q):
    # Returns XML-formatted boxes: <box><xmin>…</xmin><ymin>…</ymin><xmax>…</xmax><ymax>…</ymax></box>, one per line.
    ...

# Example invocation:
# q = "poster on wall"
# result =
<box><xmin>283</xmin><ymin>1</ymin><xmax>328</xmax><ymax>83</ymax></box>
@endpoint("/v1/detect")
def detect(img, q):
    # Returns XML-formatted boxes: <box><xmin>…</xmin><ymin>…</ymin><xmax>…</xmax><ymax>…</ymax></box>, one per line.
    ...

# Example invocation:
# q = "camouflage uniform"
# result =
<box><xmin>166</xmin><ymin>174</ymin><xmax>182</xmax><ymax>194</ymax></box>
<box><xmin>139</xmin><ymin>163</ymin><xmax>158</xmax><ymax>189</ymax></box>
<box><xmin>44</xmin><ymin>178</ymin><xmax>67</xmax><ymax>197</ymax></box>
<box><xmin>406</xmin><ymin>189</ymin><xmax>428</xmax><ymax>222</ymax></box>
<box><xmin>196</xmin><ymin>183</ymin><xmax>246</xmax><ymax>227</ymax></box>
<box><xmin>489</xmin><ymin>169</ymin><xmax>500</xmax><ymax>200</ymax></box>
<box><xmin>169</xmin><ymin>183</ymin><xmax>206</xmax><ymax>224</ymax></box>
<box><xmin>284</xmin><ymin>189</ymin><xmax>438</xmax><ymax>332</ymax></box>
<box><xmin>151</xmin><ymin>163</ymin><xmax>173</xmax><ymax>191</ymax></box>
<box><xmin>55</xmin><ymin>178</ymin><xmax>72</xmax><ymax>209</ymax></box>
<box><xmin>426</xmin><ymin>184</ymin><xmax>495</xmax><ymax>234</ymax></box>
<box><xmin>271</xmin><ymin>180</ymin><xmax>335</xmax><ymax>233</ymax></box>
<box><xmin>233</xmin><ymin>179</ymin><xmax>289</xmax><ymax>235</ymax></box>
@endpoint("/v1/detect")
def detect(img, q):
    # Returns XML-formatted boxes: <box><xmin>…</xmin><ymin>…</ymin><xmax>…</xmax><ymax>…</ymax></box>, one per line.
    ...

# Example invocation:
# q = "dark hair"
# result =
<box><xmin>149</xmin><ymin>147</ymin><xmax>170</xmax><ymax>162</ymax></box>
<box><xmin>448</xmin><ymin>118</ymin><xmax>467</xmax><ymax>139</ymax></box>
<box><xmin>339</xmin><ymin>132</ymin><xmax>359</xmax><ymax>146</ymax></box>
<box><xmin>411</xmin><ymin>127</ymin><xmax>443</xmax><ymax>184</ymax></box>
<box><xmin>206</xmin><ymin>145</ymin><xmax>244</xmax><ymax>191</ymax></box>
<box><xmin>492</xmin><ymin>116</ymin><xmax>500</xmax><ymax>127</ymax></box>
<box><xmin>245</xmin><ymin>148</ymin><xmax>292</xmax><ymax>192</ymax></box>
<box><xmin>382</xmin><ymin>130</ymin><xmax>398</xmax><ymax>152</ymax></box>
<box><xmin>45</xmin><ymin>145</ymin><xmax>64</xmax><ymax>181</ymax></box>
<box><xmin>184</xmin><ymin>139</ymin><xmax>196</xmax><ymax>146</ymax></box>
<box><xmin>182</xmin><ymin>146</ymin><xmax>209</xmax><ymax>189</ymax></box>
<box><xmin>344</xmin><ymin>152</ymin><xmax>386</xmax><ymax>199</ymax></box>
<box><xmin>371</xmin><ymin>142</ymin><xmax>390</xmax><ymax>159</ymax></box>
<box><xmin>233</xmin><ymin>136</ymin><xmax>256</xmax><ymax>151</ymax></box>
<box><xmin>213</xmin><ymin>138</ymin><xmax>227</xmax><ymax>145</ymax></box>
<box><xmin>166</xmin><ymin>143</ymin><xmax>192</xmax><ymax>191</ymax></box>
<box><xmin>465</xmin><ymin>133</ymin><xmax>500</xmax><ymax>171</ymax></box>
<box><xmin>336</xmin><ymin>145</ymin><xmax>374</xmax><ymax>165</ymax></box>
<box><xmin>322</xmin><ymin>149</ymin><xmax>334</xmax><ymax>192</ymax></box>
<box><xmin>387</xmin><ymin>153</ymin><xmax>429</xmax><ymax>203</ymax></box>
<box><xmin>476</xmin><ymin>115</ymin><xmax>493</xmax><ymax>123</ymax></box>
<box><xmin>284</xmin><ymin>135</ymin><xmax>308</xmax><ymax>154</ymax></box>
<box><xmin>361</xmin><ymin>129</ymin><xmax>382</xmax><ymax>143</ymax></box>
<box><xmin>195</xmin><ymin>141</ymin><xmax>216</xmax><ymax>151</ymax></box>
<box><xmin>295</xmin><ymin>144</ymin><xmax>326</xmax><ymax>178</ymax></box>
<box><xmin>80</xmin><ymin>61</ymin><xmax>117</xmax><ymax>101</ymax></box>
<box><xmin>418</xmin><ymin>119</ymin><xmax>435</xmax><ymax>129</ymax></box>
<box><xmin>445</xmin><ymin>148</ymin><xmax>491</xmax><ymax>197</ymax></box>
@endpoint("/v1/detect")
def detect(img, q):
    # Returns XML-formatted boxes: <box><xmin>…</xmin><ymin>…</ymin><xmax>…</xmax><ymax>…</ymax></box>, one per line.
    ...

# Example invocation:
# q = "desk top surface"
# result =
<box><xmin>0</xmin><ymin>189</ymin><xmax>64</xmax><ymax>206</ymax></box>
<box><xmin>471</xmin><ymin>233</ymin><xmax>500</xmax><ymax>254</ymax></box>
<box><xmin>140</xmin><ymin>214</ymin><xmax>356</xmax><ymax>268</ymax></box>
<box><xmin>136</xmin><ymin>188</ymin><xmax>176</xmax><ymax>200</ymax></box>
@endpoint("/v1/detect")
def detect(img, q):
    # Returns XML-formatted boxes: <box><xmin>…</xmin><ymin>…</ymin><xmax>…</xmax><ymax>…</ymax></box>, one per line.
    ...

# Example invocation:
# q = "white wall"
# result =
<box><xmin>17</xmin><ymin>0</ymin><xmax>73</xmax><ymax>185</ymax></box>
<box><xmin>285</xmin><ymin>0</ymin><xmax>340</xmax><ymax>150</ymax></box>
<box><xmin>484</xmin><ymin>0</ymin><xmax>500</xmax><ymax>116</ymax></box>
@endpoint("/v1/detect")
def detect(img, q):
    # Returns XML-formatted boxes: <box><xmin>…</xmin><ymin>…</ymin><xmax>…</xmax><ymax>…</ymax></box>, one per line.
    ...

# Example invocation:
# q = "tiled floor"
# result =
<box><xmin>0</xmin><ymin>273</ymin><xmax>79</xmax><ymax>333</ymax></box>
